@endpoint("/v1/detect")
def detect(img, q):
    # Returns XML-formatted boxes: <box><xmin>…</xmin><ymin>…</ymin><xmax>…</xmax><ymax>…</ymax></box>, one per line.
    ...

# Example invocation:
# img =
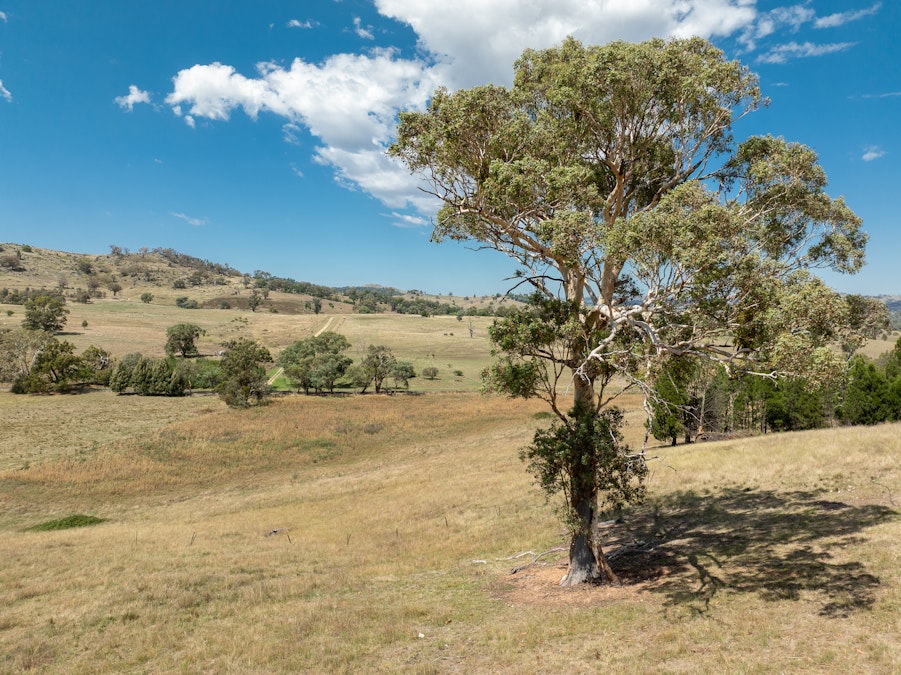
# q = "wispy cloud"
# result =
<box><xmin>815</xmin><ymin>2</ymin><xmax>881</xmax><ymax>29</ymax></box>
<box><xmin>758</xmin><ymin>41</ymin><xmax>857</xmax><ymax>64</ymax></box>
<box><xmin>0</xmin><ymin>11</ymin><xmax>7</xmax><ymax>22</ymax></box>
<box><xmin>353</xmin><ymin>17</ymin><xmax>374</xmax><ymax>40</ymax></box>
<box><xmin>287</xmin><ymin>19</ymin><xmax>316</xmax><ymax>29</ymax></box>
<box><xmin>738</xmin><ymin>5</ymin><xmax>815</xmax><ymax>52</ymax></box>
<box><xmin>171</xmin><ymin>212</ymin><xmax>208</xmax><ymax>227</ymax></box>
<box><xmin>115</xmin><ymin>84</ymin><xmax>151</xmax><ymax>111</ymax></box>
<box><xmin>389</xmin><ymin>212</ymin><xmax>429</xmax><ymax>228</ymax></box>
<box><xmin>862</xmin><ymin>146</ymin><xmax>885</xmax><ymax>162</ymax></box>
<box><xmin>0</xmin><ymin>80</ymin><xmax>11</xmax><ymax>102</ymax></box>
<box><xmin>859</xmin><ymin>91</ymin><xmax>901</xmax><ymax>99</ymax></box>
<box><xmin>282</xmin><ymin>122</ymin><xmax>302</xmax><ymax>145</ymax></box>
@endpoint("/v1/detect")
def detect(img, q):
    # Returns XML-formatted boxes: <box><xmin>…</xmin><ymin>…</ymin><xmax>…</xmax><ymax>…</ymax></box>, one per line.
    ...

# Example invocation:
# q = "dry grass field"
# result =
<box><xmin>1</xmin><ymin>389</ymin><xmax>898</xmax><ymax>673</ymax></box>
<box><xmin>1</xmin><ymin>244</ymin><xmax>898</xmax><ymax>672</ymax></box>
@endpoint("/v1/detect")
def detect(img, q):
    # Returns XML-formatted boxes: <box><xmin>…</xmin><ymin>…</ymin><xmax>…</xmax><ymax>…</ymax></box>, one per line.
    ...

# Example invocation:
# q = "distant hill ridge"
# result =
<box><xmin>0</xmin><ymin>243</ymin><xmax>524</xmax><ymax>316</ymax></box>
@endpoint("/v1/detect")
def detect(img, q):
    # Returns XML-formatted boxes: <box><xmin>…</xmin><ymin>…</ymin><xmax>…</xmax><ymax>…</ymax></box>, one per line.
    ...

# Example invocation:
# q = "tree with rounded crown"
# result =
<box><xmin>22</xmin><ymin>295</ymin><xmax>68</xmax><ymax>333</ymax></box>
<box><xmin>391</xmin><ymin>37</ymin><xmax>880</xmax><ymax>586</ymax></box>
<box><xmin>165</xmin><ymin>323</ymin><xmax>206</xmax><ymax>358</ymax></box>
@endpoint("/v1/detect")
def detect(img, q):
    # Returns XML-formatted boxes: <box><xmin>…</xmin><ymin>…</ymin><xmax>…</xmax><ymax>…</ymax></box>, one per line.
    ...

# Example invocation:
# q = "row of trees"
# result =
<box><xmin>1</xmin><ymin>311</ymin><xmax>419</xmax><ymax>405</ymax></box>
<box><xmin>277</xmin><ymin>332</ymin><xmax>414</xmax><ymax>394</ymax></box>
<box><xmin>647</xmin><ymin>337</ymin><xmax>901</xmax><ymax>446</ymax></box>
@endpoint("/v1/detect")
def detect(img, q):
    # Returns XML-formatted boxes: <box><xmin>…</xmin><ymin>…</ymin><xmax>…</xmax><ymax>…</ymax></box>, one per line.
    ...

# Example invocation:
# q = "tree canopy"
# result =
<box><xmin>217</xmin><ymin>338</ymin><xmax>272</xmax><ymax>407</ymax></box>
<box><xmin>165</xmin><ymin>323</ymin><xmax>205</xmax><ymax>358</ymax></box>
<box><xmin>278</xmin><ymin>331</ymin><xmax>353</xmax><ymax>394</ymax></box>
<box><xmin>391</xmin><ymin>36</ymin><xmax>881</xmax><ymax>586</ymax></box>
<box><xmin>22</xmin><ymin>295</ymin><xmax>68</xmax><ymax>333</ymax></box>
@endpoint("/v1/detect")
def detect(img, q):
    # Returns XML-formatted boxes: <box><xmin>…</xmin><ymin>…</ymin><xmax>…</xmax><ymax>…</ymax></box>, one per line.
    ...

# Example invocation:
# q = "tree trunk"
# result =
<box><xmin>560</xmin><ymin>486</ymin><xmax>619</xmax><ymax>586</ymax></box>
<box><xmin>559</xmin><ymin>374</ymin><xmax>620</xmax><ymax>587</ymax></box>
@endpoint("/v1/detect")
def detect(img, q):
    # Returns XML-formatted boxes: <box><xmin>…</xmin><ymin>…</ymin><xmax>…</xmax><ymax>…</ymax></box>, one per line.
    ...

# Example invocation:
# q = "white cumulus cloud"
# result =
<box><xmin>115</xmin><ymin>84</ymin><xmax>151</xmax><ymax>111</ymax></box>
<box><xmin>861</xmin><ymin>146</ymin><xmax>885</xmax><ymax>162</ymax></box>
<box><xmin>376</xmin><ymin>0</ymin><xmax>756</xmax><ymax>89</ymax></box>
<box><xmin>0</xmin><ymin>80</ymin><xmax>11</xmax><ymax>102</ymax></box>
<box><xmin>162</xmin><ymin>0</ymin><xmax>879</xmax><ymax>216</ymax></box>
<box><xmin>161</xmin><ymin>1</ymin><xmax>766</xmax><ymax>214</ymax></box>
<box><xmin>165</xmin><ymin>51</ymin><xmax>440</xmax><ymax>209</ymax></box>
<box><xmin>353</xmin><ymin>17</ymin><xmax>374</xmax><ymax>40</ymax></box>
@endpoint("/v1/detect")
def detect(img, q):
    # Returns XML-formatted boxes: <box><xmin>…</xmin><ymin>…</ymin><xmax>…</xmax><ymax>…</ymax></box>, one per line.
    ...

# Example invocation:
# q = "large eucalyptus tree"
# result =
<box><xmin>391</xmin><ymin>37</ymin><xmax>876</xmax><ymax>586</ymax></box>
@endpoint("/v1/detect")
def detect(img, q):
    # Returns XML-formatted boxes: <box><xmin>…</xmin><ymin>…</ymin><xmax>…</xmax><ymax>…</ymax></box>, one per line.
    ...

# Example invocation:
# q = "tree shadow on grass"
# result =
<box><xmin>603</xmin><ymin>486</ymin><xmax>897</xmax><ymax>617</ymax></box>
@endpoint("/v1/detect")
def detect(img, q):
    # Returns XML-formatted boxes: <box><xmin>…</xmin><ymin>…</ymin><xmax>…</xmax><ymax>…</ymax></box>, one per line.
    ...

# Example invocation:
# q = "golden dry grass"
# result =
<box><xmin>1</xmin><ymin>390</ymin><xmax>898</xmax><ymax>673</ymax></box>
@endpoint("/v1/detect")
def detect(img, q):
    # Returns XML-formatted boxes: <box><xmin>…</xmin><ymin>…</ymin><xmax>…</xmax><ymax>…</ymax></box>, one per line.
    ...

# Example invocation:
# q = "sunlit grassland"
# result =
<box><xmin>0</xmin><ymin>389</ymin><xmax>225</xmax><ymax>472</ymax></box>
<box><xmin>857</xmin><ymin>331</ymin><xmax>901</xmax><ymax>360</ymax></box>
<box><xmin>0</xmin><ymin>301</ymin><xmax>499</xmax><ymax>391</ymax></box>
<box><xmin>0</xmin><ymin>389</ymin><xmax>898</xmax><ymax>673</ymax></box>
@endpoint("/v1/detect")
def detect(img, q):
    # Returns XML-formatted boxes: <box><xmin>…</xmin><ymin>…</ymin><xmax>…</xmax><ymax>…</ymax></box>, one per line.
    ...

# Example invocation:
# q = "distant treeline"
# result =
<box><xmin>251</xmin><ymin>270</ymin><xmax>529</xmax><ymax>316</ymax></box>
<box><xmin>0</xmin><ymin>287</ymin><xmax>64</xmax><ymax>305</ymax></box>
<box><xmin>649</xmin><ymin>337</ymin><xmax>901</xmax><ymax>445</ymax></box>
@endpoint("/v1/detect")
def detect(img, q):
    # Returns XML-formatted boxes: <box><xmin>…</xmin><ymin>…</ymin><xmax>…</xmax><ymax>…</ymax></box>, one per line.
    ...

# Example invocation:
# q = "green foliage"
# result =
<box><xmin>26</xmin><ymin>514</ymin><xmax>105</xmax><ymax>531</ymax></box>
<box><xmin>217</xmin><ymin>338</ymin><xmax>272</xmax><ymax>407</ymax></box>
<box><xmin>522</xmin><ymin>404</ymin><xmax>646</xmax><ymax>533</ymax></box>
<box><xmin>131</xmin><ymin>357</ymin><xmax>188</xmax><ymax>396</ymax></box>
<box><xmin>279</xmin><ymin>332</ymin><xmax>353</xmax><ymax>394</ymax></box>
<box><xmin>109</xmin><ymin>353</ymin><xmax>142</xmax><ymax>393</ymax></box>
<box><xmin>31</xmin><ymin>339</ymin><xmax>89</xmax><ymax>391</ymax></box>
<box><xmin>649</xmin><ymin>358</ymin><xmax>699</xmax><ymax>446</ymax></box>
<box><xmin>3</xmin><ymin>335</ymin><xmax>111</xmax><ymax>393</ymax></box>
<box><xmin>109</xmin><ymin>353</ymin><xmax>187</xmax><ymax>396</ymax></box>
<box><xmin>175</xmin><ymin>296</ymin><xmax>199</xmax><ymax>309</ymax></box>
<box><xmin>164</xmin><ymin>323</ymin><xmax>205</xmax><ymax>358</ymax></box>
<box><xmin>422</xmin><ymin>366</ymin><xmax>439</xmax><ymax>379</ymax></box>
<box><xmin>0</xmin><ymin>327</ymin><xmax>52</xmax><ymax>384</ymax></box>
<box><xmin>247</xmin><ymin>289</ymin><xmax>263</xmax><ymax>312</ymax></box>
<box><xmin>391</xmin><ymin>361</ymin><xmax>416</xmax><ymax>389</ymax></box>
<box><xmin>22</xmin><ymin>295</ymin><xmax>68</xmax><ymax>333</ymax></box>
<box><xmin>81</xmin><ymin>345</ymin><xmax>112</xmax><ymax>385</ymax></box>
<box><xmin>174</xmin><ymin>358</ymin><xmax>222</xmax><ymax>390</ymax></box>
<box><xmin>140</xmin><ymin>292</ymin><xmax>154</xmax><ymax>304</ymax></box>
<box><xmin>840</xmin><ymin>355</ymin><xmax>895</xmax><ymax>425</ymax></box>
<box><xmin>359</xmin><ymin>345</ymin><xmax>397</xmax><ymax>394</ymax></box>
<box><xmin>393</xmin><ymin>36</ymin><xmax>874</xmax><ymax>582</ymax></box>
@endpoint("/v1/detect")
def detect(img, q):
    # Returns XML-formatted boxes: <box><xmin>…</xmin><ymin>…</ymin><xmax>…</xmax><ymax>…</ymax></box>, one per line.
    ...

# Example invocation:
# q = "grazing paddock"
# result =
<box><xmin>1</xmin><ymin>390</ymin><xmax>897</xmax><ymax>673</ymax></box>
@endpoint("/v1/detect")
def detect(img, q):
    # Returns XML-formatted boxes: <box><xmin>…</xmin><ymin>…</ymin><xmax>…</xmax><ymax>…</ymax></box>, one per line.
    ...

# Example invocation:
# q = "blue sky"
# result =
<box><xmin>0</xmin><ymin>1</ymin><xmax>897</xmax><ymax>296</ymax></box>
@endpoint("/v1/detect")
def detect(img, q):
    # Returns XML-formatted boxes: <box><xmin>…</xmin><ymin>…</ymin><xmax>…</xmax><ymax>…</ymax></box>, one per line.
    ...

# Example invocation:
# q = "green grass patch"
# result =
<box><xmin>25</xmin><ymin>514</ymin><xmax>106</xmax><ymax>531</ymax></box>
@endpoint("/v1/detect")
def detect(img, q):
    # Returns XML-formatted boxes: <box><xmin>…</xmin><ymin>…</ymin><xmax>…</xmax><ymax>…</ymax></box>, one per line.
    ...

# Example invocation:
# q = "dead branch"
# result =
<box><xmin>509</xmin><ymin>546</ymin><xmax>567</xmax><ymax>574</ymax></box>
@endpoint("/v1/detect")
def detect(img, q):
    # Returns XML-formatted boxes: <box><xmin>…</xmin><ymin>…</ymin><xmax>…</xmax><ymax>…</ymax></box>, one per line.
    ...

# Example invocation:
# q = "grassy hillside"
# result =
<box><xmin>0</xmin><ymin>391</ymin><xmax>898</xmax><ymax>673</ymax></box>
<box><xmin>0</xmin><ymin>242</ymin><xmax>510</xmax><ymax>316</ymax></box>
<box><xmin>1</xmin><ymin>243</ymin><xmax>898</xmax><ymax>671</ymax></box>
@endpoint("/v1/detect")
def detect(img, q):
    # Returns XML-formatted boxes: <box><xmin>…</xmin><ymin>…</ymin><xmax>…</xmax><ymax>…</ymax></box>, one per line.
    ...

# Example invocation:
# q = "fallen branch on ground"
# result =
<box><xmin>509</xmin><ymin>547</ymin><xmax>567</xmax><ymax>574</ymax></box>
